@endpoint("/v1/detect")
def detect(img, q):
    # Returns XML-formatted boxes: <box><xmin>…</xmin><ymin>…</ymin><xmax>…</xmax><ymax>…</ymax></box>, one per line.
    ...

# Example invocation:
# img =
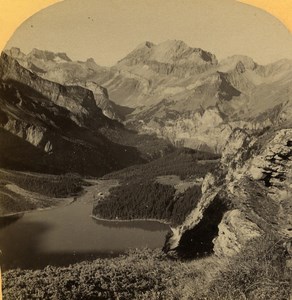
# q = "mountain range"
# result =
<box><xmin>6</xmin><ymin>40</ymin><xmax>292</xmax><ymax>152</ymax></box>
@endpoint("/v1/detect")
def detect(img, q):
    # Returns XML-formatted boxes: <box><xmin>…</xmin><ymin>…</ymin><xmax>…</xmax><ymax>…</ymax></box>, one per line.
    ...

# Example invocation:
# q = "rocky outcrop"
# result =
<box><xmin>165</xmin><ymin>126</ymin><xmax>292</xmax><ymax>258</ymax></box>
<box><xmin>165</xmin><ymin>173</ymin><xmax>220</xmax><ymax>251</ymax></box>
<box><xmin>3</xmin><ymin>117</ymin><xmax>50</xmax><ymax>152</ymax></box>
<box><xmin>247</xmin><ymin>129</ymin><xmax>292</xmax><ymax>237</ymax></box>
<box><xmin>248</xmin><ymin>129</ymin><xmax>292</xmax><ymax>193</ymax></box>
<box><xmin>4</xmin><ymin>47</ymin><xmax>27</xmax><ymax>63</ymax></box>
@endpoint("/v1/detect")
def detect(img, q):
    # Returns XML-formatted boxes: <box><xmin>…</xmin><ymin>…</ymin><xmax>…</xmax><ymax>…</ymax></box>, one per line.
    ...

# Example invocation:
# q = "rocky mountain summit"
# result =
<box><xmin>6</xmin><ymin>42</ymin><xmax>292</xmax><ymax>153</ymax></box>
<box><xmin>117</xmin><ymin>40</ymin><xmax>217</xmax><ymax>76</ymax></box>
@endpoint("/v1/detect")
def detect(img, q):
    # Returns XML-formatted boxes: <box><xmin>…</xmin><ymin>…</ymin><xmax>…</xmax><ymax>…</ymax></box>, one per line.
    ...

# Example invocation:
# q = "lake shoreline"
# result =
<box><xmin>0</xmin><ymin>196</ymin><xmax>169</xmax><ymax>271</ymax></box>
<box><xmin>91</xmin><ymin>214</ymin><xmax>171</xmax><ymax>226</ymax></box>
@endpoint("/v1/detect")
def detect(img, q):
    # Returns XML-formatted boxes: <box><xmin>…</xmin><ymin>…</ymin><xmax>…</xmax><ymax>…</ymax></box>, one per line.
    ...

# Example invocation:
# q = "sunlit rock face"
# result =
<box><xmin>3</xmin><ymin>118</ymin><xmax>49</xmax><ymax>151</ymax></box>
<box><xmin>248</xmin><ymin>129</ymin><xmax>292</xmax><ymax>197</ymax></box>
<box><xmin>213</xmin><ymin>209</ymin><xmax>262</xmax><ymax>257</ymax></box>
<box><xmin>64</xmin><ymin>80</ymin><xmax>122</xmax><ymax>120</ymax></box>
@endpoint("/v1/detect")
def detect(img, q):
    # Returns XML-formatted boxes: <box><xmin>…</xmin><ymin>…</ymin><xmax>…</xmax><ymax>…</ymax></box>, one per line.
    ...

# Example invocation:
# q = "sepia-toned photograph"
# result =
<box><xmin>0</xmin><ymin>0</ymin><xmax>291</xmax><ymax>299</ymax></box>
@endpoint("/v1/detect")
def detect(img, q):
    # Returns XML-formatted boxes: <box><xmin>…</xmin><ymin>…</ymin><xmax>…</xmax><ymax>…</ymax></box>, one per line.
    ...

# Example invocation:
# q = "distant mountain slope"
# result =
<box><xmin>0</xmin><ymin>53</ymin><xmax>172</xmax><ymax>176</ymax></box>
<box><xmin>112</xmin><ymin>42</ymin><xmax>292</xmax><ymax>152</ymax></box>
<box><xmin>4</xmin><ymin>47</ymin><xmax>124</xmax><ymax>120</ymax></box>
<box><xmin>123</xmin><ymin>53</ymin><xmax>292</xmax><ymax>152</ymax></box>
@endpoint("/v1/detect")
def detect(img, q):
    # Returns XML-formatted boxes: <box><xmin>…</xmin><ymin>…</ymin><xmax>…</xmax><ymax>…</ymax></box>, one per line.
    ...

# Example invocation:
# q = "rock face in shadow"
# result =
<box><xmin>173</xmin><ymin>194</ymin><xmax>230</xmax><ymax>259</ymax></box>
<box><xmin>164</xmin><ymin>125</ymin><xmax>292</xmax><ymax>258</ymax></box>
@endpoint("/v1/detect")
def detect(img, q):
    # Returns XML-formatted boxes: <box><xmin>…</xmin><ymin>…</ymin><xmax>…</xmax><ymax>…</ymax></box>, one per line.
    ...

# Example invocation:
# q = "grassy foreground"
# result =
<box><xmin>3</xmin><ymin>235</ymin><xmax>291</xmax><ymax>300</ymax></box>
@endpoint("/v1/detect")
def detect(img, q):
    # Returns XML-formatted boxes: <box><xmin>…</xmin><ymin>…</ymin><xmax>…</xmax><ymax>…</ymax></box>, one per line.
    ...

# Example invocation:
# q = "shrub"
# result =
<box><xmin>2</xmin><ymin>248</ymin><xmax>203</xmax><ymax>300</ymax></box>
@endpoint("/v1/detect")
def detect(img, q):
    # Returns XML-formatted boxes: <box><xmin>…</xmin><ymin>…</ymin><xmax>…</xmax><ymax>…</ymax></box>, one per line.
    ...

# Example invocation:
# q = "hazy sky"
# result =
<box><xmin>5</xmin><ymin>0</ymin><xmax>292</xmax><ymax>66</ymax></box>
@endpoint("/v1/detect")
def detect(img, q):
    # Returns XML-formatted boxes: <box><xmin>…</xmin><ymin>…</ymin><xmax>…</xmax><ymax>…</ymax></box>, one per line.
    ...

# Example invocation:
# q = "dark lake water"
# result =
<box><xmin>0</xmin><ymin>200</ymin><xmax>169</xmax><ymax>271</ymax></box>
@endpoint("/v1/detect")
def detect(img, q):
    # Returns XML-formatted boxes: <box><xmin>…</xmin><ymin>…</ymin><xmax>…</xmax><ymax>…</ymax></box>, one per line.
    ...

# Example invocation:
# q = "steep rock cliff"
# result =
<box><xmin>165</xmin><ymin>125</ymin><xmax>292</xmax><ymax>258</ymax></box>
